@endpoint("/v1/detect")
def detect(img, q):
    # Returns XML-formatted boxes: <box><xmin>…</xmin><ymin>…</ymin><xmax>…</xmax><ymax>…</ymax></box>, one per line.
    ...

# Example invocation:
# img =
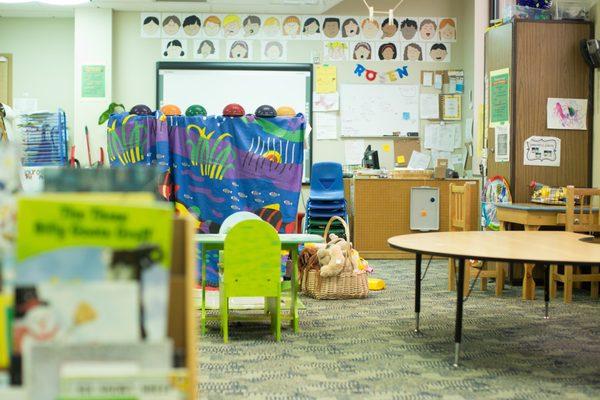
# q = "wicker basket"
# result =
<box><xmin>300</xmin><ymin>216</ymin><xmax>369</xmax><ymax>300</ymax></box>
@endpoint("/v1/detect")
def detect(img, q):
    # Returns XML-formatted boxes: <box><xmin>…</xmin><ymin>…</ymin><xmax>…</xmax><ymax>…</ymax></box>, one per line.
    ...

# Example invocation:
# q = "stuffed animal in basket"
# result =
<box><xmin>318</xmin><ymin>234</ymin><xmax>358</xmax><ymax>277</ymax></box>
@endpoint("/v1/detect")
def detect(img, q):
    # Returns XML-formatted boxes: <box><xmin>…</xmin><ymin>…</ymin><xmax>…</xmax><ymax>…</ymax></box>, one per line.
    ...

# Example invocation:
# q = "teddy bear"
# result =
<box><xmin>318</xmin><ymin>234</ymin><xmax>358</xmax><ymax>277</ymax></box>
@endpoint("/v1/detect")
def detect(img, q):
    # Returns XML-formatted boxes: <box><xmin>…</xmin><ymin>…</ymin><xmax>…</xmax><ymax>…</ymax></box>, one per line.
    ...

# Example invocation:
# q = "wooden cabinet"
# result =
<box><xmin>485</xmin><ymin>20</ymin><xmax>593</xmax><ymax>202</ymax></box>
<box><xmin>349</xmin><ymin>178</ymin><xmax>479</xmax><ymax>259</ymax></box>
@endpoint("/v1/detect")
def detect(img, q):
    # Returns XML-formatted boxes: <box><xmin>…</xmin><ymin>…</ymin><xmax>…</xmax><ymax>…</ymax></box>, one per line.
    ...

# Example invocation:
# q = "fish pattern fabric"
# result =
<box><xmin>107</xmin><ymin>113</ymin><xmax>306</xmax><ymax>286</ymax></box>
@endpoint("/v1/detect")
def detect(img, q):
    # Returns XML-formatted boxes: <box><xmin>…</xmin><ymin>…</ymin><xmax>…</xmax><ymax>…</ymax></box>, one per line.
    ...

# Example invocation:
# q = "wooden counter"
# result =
<box><xmin>348</xmin><ymin>178</ymin><xmax>480</xmax><ymax>259</ymax></box>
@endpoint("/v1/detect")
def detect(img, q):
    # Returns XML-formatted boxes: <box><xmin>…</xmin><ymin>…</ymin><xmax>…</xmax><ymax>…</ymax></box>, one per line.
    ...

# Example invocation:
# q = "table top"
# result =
<box><xmin>196</xmin><ymin>233</ymin><xmax>324</xmax><ymax>245</ymax></box>
<box><xmin>495</xmin><ymin>203</ymin><xmax>567</xmax><ymax>212</ymax></box>
<box><xmin>388</xmin><ymin>231</ymin><xmax>600</xmax><ymax>265</ymax></box>
<box><xmin>496</xmin><ymin>202</ymin><xmax>599</xmax><ymax>212</ymax></box>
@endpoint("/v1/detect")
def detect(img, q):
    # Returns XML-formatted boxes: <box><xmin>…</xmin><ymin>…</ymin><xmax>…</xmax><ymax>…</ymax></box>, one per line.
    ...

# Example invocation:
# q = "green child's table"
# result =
<box><xmin>196</xmin><ymin>233</ymin><xmax>324</xmax><ymax>334</ymax></box>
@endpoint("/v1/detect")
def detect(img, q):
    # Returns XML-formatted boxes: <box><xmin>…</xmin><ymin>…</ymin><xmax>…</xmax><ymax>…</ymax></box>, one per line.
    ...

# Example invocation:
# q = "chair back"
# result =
<box><xmin>449</xmin><ymin>182</ymin><xmax>476</xmax><ymax>232</ymax></box>
<box><xmin>222</xmin><ymin>219</ymin><xmax>281</xmax><ymax>298</ymax></box>
<box><xmin>219</xmin><ymin>211</ymin><xmax>261</xmax><ymax>234</ymax></box>
<box><xmin>565</xmin><ymin>186</ymin><xmax>600</xmax><ymax>234</ymax></box>
<box><xmin>310</xmin><ymin>162</ymin><xmax>344</xmax><ymax>199</ymax></box>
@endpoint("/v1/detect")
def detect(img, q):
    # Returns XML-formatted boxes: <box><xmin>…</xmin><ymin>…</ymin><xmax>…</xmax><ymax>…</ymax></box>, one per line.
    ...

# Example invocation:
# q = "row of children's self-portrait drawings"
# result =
<box><xmin>162</xmin><ymin>39</ymin><xmax>452</xmax><ymax>63</ymax></box>
<box><xmin>142</xmin><ymin>13</ymin><xmax>457</xmax><ymax>43</ymax></box>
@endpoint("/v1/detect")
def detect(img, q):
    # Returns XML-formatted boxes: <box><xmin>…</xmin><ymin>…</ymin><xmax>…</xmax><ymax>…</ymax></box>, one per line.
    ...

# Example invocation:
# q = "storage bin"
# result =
<box><xmin>553</xmin><ymin>0</ymin><xmax>595</xmax><ymax>20</ymax></box>
<box><xmin>504</xmin><ymin>5</ymin><xmax>554</xmax><ymax>20</ymax></box>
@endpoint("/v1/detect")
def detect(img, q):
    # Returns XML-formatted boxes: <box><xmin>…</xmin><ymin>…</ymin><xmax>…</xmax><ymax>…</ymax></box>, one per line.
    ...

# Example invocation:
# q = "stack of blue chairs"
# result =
<box><xmin>305</xmin><ymin>162</ymin><xmax>348</xmax><ymax>239</ymax></box>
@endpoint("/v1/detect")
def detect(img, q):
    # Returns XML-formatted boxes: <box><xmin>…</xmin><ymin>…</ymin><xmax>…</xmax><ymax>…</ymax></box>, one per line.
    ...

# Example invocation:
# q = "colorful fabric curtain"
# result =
<box><xmin>107</xmin><ymin>113</ymin><xmax>306</xmax><ymax>285</ymax></box>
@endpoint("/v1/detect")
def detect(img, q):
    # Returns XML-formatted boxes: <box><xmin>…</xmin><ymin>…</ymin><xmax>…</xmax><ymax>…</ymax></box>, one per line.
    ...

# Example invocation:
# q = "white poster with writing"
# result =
<box><xmin>523</xmin><ymin>136</ymin><xmax>560</xmax><ymax>167</ymax></box>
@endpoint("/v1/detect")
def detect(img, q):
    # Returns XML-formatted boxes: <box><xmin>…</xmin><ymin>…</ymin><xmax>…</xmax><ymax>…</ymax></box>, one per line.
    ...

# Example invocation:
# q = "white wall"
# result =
<box><xmin>0</xmin><ymin>17</ymin><xmax>74</xmax><ymax>138</ymax></box>
<box><xmin>73</xmin><ymin>8</ymin><xmax>112</xmax><ymax>165</ymax></box>
<box><xmin>113</xmin><ymin>0</ymin><xmax>474</xmax><ymax>172</ymax></box>
<box><xmin>2</xmin><ymin>0</ymin><xmax>476</xmax><ymax>174</ymax></box>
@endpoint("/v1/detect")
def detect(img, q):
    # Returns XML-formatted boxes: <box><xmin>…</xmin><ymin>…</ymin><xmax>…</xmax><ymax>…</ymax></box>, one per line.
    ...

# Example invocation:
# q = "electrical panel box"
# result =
<box><xmin>410</xmin><ymin>187</ymin><xmax>440</xmax><ymax>231</ymax></box>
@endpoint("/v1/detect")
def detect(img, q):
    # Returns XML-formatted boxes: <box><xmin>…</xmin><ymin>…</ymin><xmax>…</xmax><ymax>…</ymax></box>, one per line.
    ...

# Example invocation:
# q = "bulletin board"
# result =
<box><xmin>339</xmin><ymin>84</ymin><xmax>420</xmax><ymax>137</ymax></box>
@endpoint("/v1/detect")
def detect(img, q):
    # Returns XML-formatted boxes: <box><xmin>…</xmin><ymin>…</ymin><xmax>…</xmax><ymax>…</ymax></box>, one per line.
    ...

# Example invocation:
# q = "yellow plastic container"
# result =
<box><xmin>368</xmin><ymin>278</ymin><xmax>386</xmax><ymax>291</ymax></box>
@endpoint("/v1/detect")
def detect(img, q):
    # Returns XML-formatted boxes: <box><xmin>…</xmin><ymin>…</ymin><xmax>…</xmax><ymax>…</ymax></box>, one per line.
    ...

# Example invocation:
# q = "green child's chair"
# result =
<box><xmin>220</xmin><ymin>219</ymin><xmax>282</xmax><ymax>343</ymax></box>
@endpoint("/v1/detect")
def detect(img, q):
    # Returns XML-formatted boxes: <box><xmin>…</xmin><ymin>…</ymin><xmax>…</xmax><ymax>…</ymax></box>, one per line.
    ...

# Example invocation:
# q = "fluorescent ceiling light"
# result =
<box><xmin>0</xmin><ymin>0</ymin><xmax>89</xmax><ymax>4</ymax></box>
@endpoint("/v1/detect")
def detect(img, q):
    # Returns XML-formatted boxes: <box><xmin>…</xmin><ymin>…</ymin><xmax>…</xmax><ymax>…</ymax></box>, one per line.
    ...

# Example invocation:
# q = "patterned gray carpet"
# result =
<box><xmin>199</xmin><ymin>260</ymin><xmax>600</xmax><ymax>399</ymax></box>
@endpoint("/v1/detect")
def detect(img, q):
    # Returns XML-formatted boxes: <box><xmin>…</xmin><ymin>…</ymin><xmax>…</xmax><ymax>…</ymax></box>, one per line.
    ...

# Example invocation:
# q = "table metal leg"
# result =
<box><xmin>201</xmin><ymin>245</ymin><xmax>207</xmax><ymax>335</ymax></box>
<box><xmin>415</xmin><ymin>253</ymin><xmax>422</xmax><ymax>333</ymax></box>
<box><xmin>454</xmin><ymin>258</ymin><xmax>465</xmax><ymax>368</ymax></box>
<box><xmin>543</xmin><ymin>264</ymin><xmax>550</xmax><ymax>320</ymax></box>
<box><xmin>290</xmin><ymin>247</ymin><xmax>299</xmax><ymax>333</ymax></box>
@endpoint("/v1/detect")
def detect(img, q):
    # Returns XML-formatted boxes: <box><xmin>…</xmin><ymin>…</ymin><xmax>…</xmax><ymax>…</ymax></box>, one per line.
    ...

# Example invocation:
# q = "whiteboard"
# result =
<box><xmin>340</xmin><ymin>84</ymin><xmax>420</xmax><ymax>137</ymax></box>
<box><xmin>158</xmin><ymin>68</ymin><xmax>310</xmax><ymax>117</ymax></box>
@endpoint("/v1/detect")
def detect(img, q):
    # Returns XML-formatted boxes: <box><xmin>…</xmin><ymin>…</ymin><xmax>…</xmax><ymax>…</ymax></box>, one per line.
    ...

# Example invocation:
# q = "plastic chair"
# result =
<box><xmin>220</xmin><ymin>219</ymin><xmax>282</xmax><ymax>343</ymax></box>
<box><xmin>309</xmin><ymin>162</ymin><xmax>345</xmax><ymax>201</ymax></box>
<box><xmin>306</xmin><ymin>200</ymin><xmax>347</xmax><ymax>210</ymax></box>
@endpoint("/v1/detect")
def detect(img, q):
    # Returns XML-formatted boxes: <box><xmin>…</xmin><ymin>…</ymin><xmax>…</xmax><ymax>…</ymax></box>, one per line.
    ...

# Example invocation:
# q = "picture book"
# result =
<box><xmin>0</xmin><ymin>143</ymin><xmax>20</xmax><ymax>255</ymax></box>
<box><xmin>0</xmin><ymin>293</ymin><xmax>12</xmax><ymax>369</ymax></box>
<box><xmin>12</xmin><ymin>197</ymin><xmax>174</xmax><ymax>385</ymax></box>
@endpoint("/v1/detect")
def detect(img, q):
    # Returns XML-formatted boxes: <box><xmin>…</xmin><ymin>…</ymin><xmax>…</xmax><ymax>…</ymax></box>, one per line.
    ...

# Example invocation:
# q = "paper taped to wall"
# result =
<box><xmin>523</xmin><ymin>136</ymin><xmax>560</xmax><ymax>167</ymax></box>
<box><xmin>314</xmin><ymin>112</ymin><xmax>338</xmax><ymax>140</ymax></box>
<box><xmin>494</xmin><ymin>123</ymin><xmax>510</xmax><ymax>163</ymax></box>
<box><xmin>407</xmin><ymin>150</ymin><xmax>430</xmax><ymax>170</ymax></box>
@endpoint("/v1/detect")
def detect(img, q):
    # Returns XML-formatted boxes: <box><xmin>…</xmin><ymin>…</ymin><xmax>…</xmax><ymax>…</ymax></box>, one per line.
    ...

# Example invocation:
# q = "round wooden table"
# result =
<box><xmin>388</xmin><ymin>231</ymin><xmax>600</xmax><ymax>367</ymax></box>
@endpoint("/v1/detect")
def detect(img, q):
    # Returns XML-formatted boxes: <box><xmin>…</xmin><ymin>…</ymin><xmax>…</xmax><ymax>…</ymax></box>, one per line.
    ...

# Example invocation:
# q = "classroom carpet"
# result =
<box><xmin>198</xmin><ymin>260</ymin><xmax>600</xmax><ymax>400</ymax></box>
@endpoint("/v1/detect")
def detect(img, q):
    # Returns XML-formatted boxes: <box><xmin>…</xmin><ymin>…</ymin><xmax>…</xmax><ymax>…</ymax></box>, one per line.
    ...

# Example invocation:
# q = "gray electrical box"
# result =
<box><xmin>410</xmin><ymin>187</ymin><xmax>440</xmax><ymax>231</ymax></box>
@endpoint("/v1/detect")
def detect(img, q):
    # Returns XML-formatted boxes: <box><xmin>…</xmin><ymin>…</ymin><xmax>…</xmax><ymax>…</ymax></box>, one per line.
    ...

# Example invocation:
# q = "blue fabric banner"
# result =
<box><xmin>107</xmin><ymin>113</ymin><xmax>306</xmax><ymax>285</ymax></box>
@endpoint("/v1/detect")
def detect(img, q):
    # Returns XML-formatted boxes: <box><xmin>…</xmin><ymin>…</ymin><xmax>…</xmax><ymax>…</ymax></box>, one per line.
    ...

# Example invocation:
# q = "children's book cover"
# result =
<box><xmin>0</xmin><ymin>143</ymin><xmax>21</xmax><ymax>254</ymax></box>
<box><xmin>11</xmin><ymin>197</ymin><xmax>174</xmax><ymax>384</ymax></box>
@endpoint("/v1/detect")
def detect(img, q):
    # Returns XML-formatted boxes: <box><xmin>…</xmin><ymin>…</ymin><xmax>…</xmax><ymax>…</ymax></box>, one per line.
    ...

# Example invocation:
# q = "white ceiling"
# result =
<box><xmin>0</xmin><ymin>0</ymin><xmax>345</xmax><ymax>18</ymax></box>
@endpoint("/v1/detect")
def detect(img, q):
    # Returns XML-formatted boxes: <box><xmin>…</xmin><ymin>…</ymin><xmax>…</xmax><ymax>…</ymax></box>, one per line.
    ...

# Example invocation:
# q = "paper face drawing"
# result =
<box><xmin>404</xmin><ymin>43</ymin><xmax>423</xmax><ymax>61</ymax></box>
<box><xmin>223</xmin><ymin>15</ymin><xmax>242</xmax><ymax>37</ymax></box>
<box><xmin>229</xmin><ymin>40</ymin><xmax>249</xmax><ymax>59</ymax></box>
<box><xmin>378</xmin><ymin>43</ymin><xmax>397</xmax><ymax>60</ymax></box>
<box><xmin>361</xmin><ymin>18</ymin><xmax>379</xmax><ymax>39</ymax></box>
<box><xmin>182</xmin><ymin>15</ymin><xmax>201</xmax><ymax>37</ymax></box>
<box><xmin>303</xmin><ymin>17</ymin><xmax>320</xmax><ymax>35</ymax></box>
<box><xmin>323</xmin><ymin>17</ymin><xmax>340</xmax><ymax>38</ymax></box>
<box><xmin>243</xmin><ymin>15</ymin><xmax>261</xmax><ymax>37</ymax></box>
<box><xmin>162</xmin><ymin>15</ymin><xmax>181</xmax><ymax>37</ymax></box>
<box><xmin>429</xmin><ymin>43</ymin><xmax>448</xmax><ymax>62</ymax></box>
<box><xmin>342</xmin><ymin>18</ymin><xmax>360</xmax><ymax>38</ymax></box>
<box><xmin>283</xmin><ymin>16</ymin><xmax>301</xmax><ymax>37</ymax></box>
<box><xmin>400</xmin><ymin>18</ymin><xmax>418</xmax><ymax>40</ymax></box>
<box><xmin>352</xmin><ymin>42</ymin><xmax>372</xmax><ymax>60</ymax></box>
<box><xmin>381</xmin><ymin>18</ymin><xmax>398</xmax><ymax>39</ymax></box>
<box><xmin>420</xmin><ymin>18</ymin><xmax>438</xmax><ymax>40</ymax></box>
<box><xmin>438</xmin><ymin>18</ymin><xmax>456</xmax><ymax>41</ymax></box>
<box><xmin>263</xmin><ymin>17</ymin><xmax>281</xmax><ymax>37</ymax></box>
<box><xmin>203</xmin><ymin>15</ymin><xmax>221</xmax><ymax>37</ymax></box>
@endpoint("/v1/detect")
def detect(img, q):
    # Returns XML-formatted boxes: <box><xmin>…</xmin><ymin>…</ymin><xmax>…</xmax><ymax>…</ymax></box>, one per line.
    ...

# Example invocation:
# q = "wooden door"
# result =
<box><xmin>513</xmin><ymin>21</ymin><xmax>592</xmax><ymax>202</ymax></box>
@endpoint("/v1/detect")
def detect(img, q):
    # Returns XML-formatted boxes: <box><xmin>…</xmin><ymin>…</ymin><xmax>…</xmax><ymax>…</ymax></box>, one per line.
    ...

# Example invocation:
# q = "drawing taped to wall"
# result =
<box><xmin>143</xmin><ymin>14</ymin><xmax>458</xmax><ymax>43</ymax></box>
<box><xmin>194</xmin><ymin>39</ymin><xmax>219</xmax><ymax>60</ymax></box>
<box><xmin>546</xmin><ymin>98</ymin><xmax>588</xmax><ymax>130</ymax></box>
<box><xmin>227</xmin><ymin>40</ymin><xmax>252</xmax><ymax>60</ymax></box>
<box><xmin>141</xmin><ymin>13</ymin><xmax>161</xmax><ymax>38</ymax></box>
<box><xmin>145</xmin><ymin>14</ymin><xmax>456</xmax><ymax>63</ymax></box>
<box><xmin>323</xmin><ymin>41</ymin><xmax>349</xmax><ymax>61</ymax></box>
<box><xmin>261</xmin><ymin>40</ymin><xmax>287</xmax><ymax>61</ymax></box>
<box><xmin>182</xmin><ymin>15</ymin><xmax>202</xmax><ymax>37</ymax></box>
<box><xmin>162</xmin><ymin>39</ymin><xmax>187</xmax><ymax>59</ymax></box>
<box><xmin>161</xmin><ymin>14</ymin><xmax>182</xmax><ymax>37</ymax></box>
